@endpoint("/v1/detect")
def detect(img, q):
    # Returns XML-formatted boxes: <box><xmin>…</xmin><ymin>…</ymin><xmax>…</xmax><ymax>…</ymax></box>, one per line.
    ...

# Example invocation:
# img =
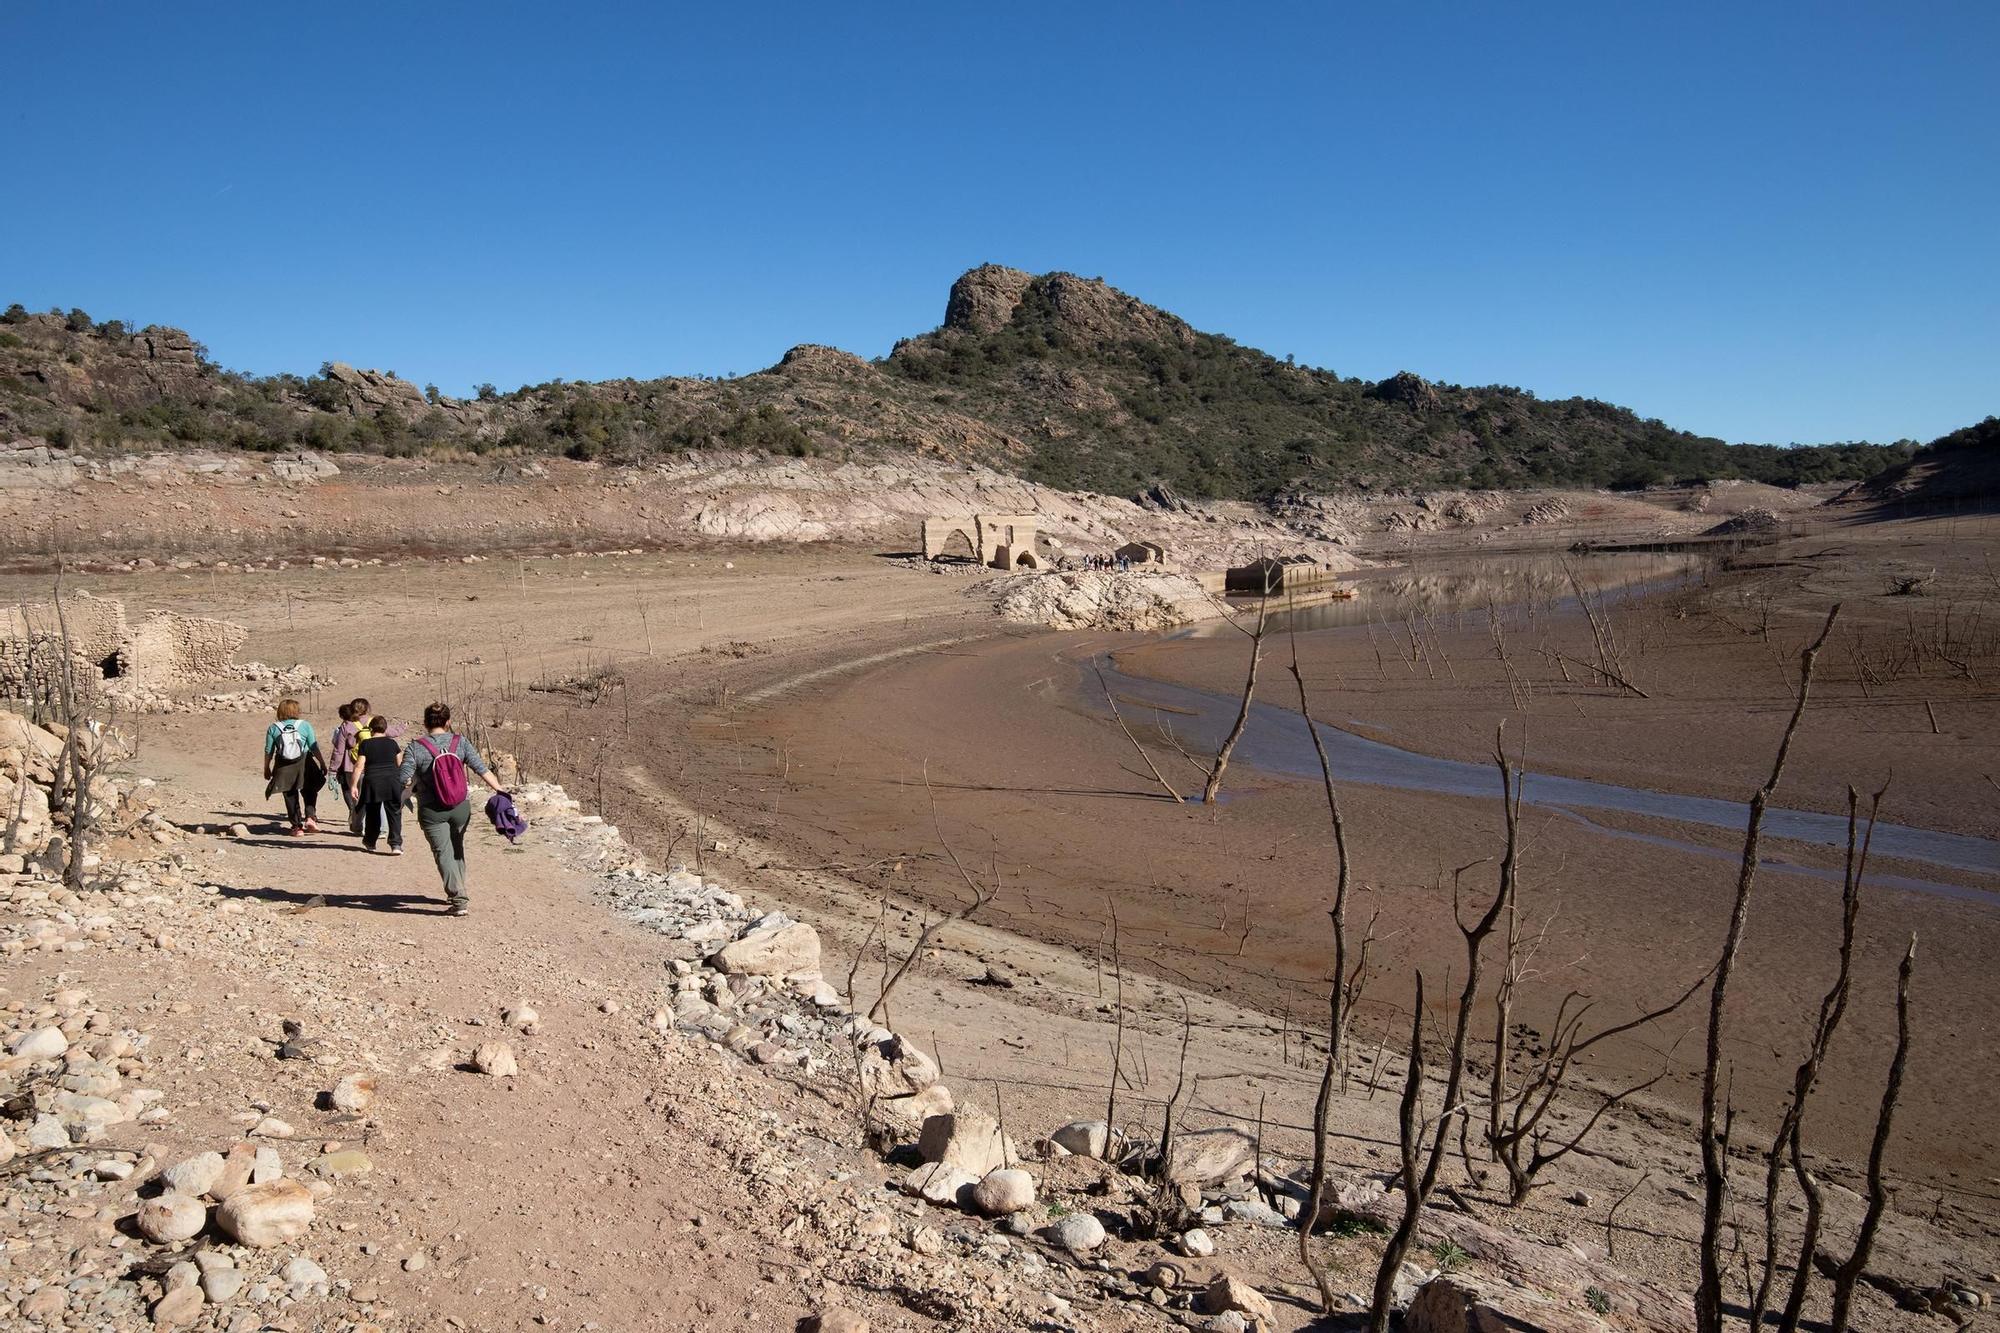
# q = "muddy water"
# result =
<box><xmin>1183</xmin><ymin>549</ymin><xmax>1709</xmax><ymax>637</ymax></box>
<box><xmin>1112</xmin><ymin>550</ymin><xmax>2000</xmax><ymax>896</ymax></box>
<box><xmin>1092</xmin><ymin>656</ymin><xmax>2000</xmax><ymax>892</ymax></box>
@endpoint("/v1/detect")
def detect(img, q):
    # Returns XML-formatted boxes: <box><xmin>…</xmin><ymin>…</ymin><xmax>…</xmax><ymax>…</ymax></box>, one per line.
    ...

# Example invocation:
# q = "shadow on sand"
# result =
<box><xmin>215</xmin><ymin>883</ymin><xmax>448</xmax><ymax>916</ymax></box>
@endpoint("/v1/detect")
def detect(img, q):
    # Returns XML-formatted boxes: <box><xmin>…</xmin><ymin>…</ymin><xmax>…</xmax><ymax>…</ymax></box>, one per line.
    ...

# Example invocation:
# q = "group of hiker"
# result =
<box><xmin>261</xmin><ymin>697</ymin><xmax>516</xmax><ymax>916</ymax></box>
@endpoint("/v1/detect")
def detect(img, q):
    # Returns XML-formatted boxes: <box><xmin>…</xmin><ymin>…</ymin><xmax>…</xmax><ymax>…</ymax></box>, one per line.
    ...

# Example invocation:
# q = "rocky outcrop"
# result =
<box><xmin>991</xmin><ymin>570</ymin><xmax>1213</xmax><ymax>631</ymax></box>
<box><xmin>319</xmin><ymin>362</ymin><xmax>433</xmax><ymax>417</ymax></box>
<box><xmin>943</xmin><ymin>264</ymin><xmax>1034</xmax><ymax>334</ymax></box>
<box><xmin>1372</xmin><ymin>370</ymin><xmax>1443</xmax><ymax>412</ymax></box>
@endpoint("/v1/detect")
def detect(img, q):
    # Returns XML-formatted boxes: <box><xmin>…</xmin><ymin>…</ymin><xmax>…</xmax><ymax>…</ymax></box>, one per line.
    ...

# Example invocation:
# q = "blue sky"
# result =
<box><xmin>5</xmin><ymin>2</ymin><xmax>1994</xmax><ymax>445</ymax></box>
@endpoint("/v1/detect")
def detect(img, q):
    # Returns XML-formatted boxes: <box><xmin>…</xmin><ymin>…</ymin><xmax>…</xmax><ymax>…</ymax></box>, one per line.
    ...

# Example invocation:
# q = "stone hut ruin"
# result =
<box><xmin>921</xmin><ymin>514</ymin><xmax>1042</xmax><ymax>569</ymax></box>
<box><xmin>1224</xmin><ymin>554</ymin><xmax>1330</xmax><ymax>595</ymax></box>
<box><xmin>1114</xmin><ymin>540</ymin><xmax>1169</xmax><ymax>569</ymax></box>
<box><xmin>0</xmin><ymin>592</ymin><xmax>248</xmax><ymax>702</ymax></box>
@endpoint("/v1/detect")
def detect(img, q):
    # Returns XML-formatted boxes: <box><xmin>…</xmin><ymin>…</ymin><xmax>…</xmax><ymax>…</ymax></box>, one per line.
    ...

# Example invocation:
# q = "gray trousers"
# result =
<box><xmin>417</xmin><ymin>800</ymin><xmax>472</xmax><ymax>905</ymax></box>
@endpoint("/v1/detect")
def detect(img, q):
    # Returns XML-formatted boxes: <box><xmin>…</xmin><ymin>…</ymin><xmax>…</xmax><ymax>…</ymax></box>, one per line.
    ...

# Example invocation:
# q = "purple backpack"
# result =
<box><xmin>417</xmin><ymin>735</ymin><xmax>469</xmax><ymax>806</ymax></box>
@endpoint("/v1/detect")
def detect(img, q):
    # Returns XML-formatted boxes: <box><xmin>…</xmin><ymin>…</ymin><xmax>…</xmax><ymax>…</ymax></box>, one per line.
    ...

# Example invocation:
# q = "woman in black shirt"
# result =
<box><xmin>346</xmin><ymin>717</ymin><xmax>406</xmax><ymax>854</ymax></box>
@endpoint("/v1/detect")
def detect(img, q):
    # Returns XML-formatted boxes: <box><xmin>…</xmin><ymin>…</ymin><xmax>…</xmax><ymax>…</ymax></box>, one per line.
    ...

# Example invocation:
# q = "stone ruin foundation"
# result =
<box><xmin>0</xmin><ymin>591</ymin><xmax>253</xmax><ymax>706</ymax></box>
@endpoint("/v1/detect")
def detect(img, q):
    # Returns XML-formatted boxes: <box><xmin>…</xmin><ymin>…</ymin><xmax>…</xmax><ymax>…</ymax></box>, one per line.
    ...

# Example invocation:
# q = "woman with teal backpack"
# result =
<box><xmin>261</xmin><ymin>697</ymin><xmax>326</xmax><ymax>837</ymax></box>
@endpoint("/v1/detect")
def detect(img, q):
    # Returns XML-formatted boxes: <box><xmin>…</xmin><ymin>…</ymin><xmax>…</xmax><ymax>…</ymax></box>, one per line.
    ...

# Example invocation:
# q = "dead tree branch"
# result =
<box><xmin>1695</xmin><ymin>605</ymin><xmax>1840</xmax><ymax>1333</ymax></box>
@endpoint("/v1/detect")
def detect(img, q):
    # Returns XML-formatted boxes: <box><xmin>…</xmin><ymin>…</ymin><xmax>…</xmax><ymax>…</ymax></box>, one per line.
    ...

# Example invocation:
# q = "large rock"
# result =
<box><xmin>1049</xmin><ymin>1119</ymin><xmax>1119</xmax><ymax>1159</ymax></box>
<box><xmin>472</xmin><ymin>1041</ymin><xmax>518</xmax><ymax>1076</ymax></box>
<box><xmin>1197</xmin><ymin>1274</ymin><xmax>1275</xmax><ymax>1325</ymax></box>
<box><xmin>709</xmin><ymin>920</ymin><xmax>820</xmax><ymax>977</ymax></box>
<box><xmin>160</xmin><ymin>1151</ymin><xmax>226</xmax><ymax>1197</ymax></box>
<box><xmin>9</xmin><ymin>1027</ymin><xmax>68</xmax><ymax>1062</ymax></box>
<box><xmin>901</xmin><ymin>1162</ymin><xmax>979</xmax><ymax>1207</ymax></box>
<box><xmin>917</xmin><ymin>1106</ymin><xmax>1013</xmax><ymax>1176</ymax></box>
<box><xmin>207</xmin><ymin>1143</ymin><xmax>257</xmax><ymax>1201</ymax></box>
<box><xmin>1403</xmin><ymin>1275</ymin><xmax>1615</xmax><ymax>1333</ymax></box>
<box><xmin>968</xmin><ymin>1168</ymin><xmax>1035</xmax><ymax>1217</ymax></box>
<box><xmin>136</xmin><ymin>1193</ymin><xmax>207</xmax><ymax>1243</ymax></box>
<box><xmin>857</xmin><ymin>1033</ymin><xmax>952</xmax><ymax>1126</ymax></box>
<box><xmin>329</xmin><ymin>1073</ymin><xmax>376</xmax><ymax>1113</ymax></box>
<box><xmin>1044</xmin><ymin>1213</ymin><xmax>1106</xmax><ymax>1254</ymax></box>
<box><xmin>214</xmin><ymin>1179</ymin><xmax>315</xmax><ymax>1247</ymax></box>
<box><xmin>1162</xmin><ymin>1128</ymin><xmax>1255</xmax><ymax>1185</ymax></box>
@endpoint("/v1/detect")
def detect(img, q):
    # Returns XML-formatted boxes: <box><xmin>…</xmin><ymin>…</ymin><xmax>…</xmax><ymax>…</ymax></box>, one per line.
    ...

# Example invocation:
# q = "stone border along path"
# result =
<box><xmin>2</xmin><ymin>704</ymin><xmax>1700</xmax><ymax>1333</ymax></box>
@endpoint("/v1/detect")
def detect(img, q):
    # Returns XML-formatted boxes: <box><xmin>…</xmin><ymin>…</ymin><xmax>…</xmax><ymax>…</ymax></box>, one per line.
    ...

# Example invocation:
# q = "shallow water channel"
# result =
<box><xmin>1101</xmin><ymin>551</ymin><xmax>2000</xmax><ymax>902</ymax></box>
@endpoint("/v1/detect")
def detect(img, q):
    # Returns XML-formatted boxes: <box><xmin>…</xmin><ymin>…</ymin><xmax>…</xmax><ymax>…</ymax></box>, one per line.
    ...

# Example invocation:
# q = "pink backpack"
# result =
<box><xmin>417</xmin><ymin>735</ymin><xmax>469</xmax><ymax>806</ymax></box>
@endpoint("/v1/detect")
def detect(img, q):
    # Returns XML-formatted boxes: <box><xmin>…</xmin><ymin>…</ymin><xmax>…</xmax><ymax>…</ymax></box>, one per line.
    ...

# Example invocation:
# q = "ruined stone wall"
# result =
<box><xmin>115</xmin><ymin>611</ymin><xmax>247</xmax><ymax>686</ymax></box>
<box><xmin>0</xmin><ymin>634</ymin><xmax>100</xmax><ymax>708</ymax></box>
<box><xmin>0</xmin><ymin>591</ymin><xmax>128</xmax><ymax>667</ymax></box>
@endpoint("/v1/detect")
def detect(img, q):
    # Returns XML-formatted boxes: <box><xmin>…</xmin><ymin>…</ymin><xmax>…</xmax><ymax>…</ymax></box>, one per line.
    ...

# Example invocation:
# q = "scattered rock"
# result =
<box><xmin>215</xmin><ymin>1179</ymin><xmax>315</xmax><ymax>1247</ymax></box>
<box><xmin>917</xmin><ymin>1105</ymin><xmax>1014</xmax><ymax>1176</ymax></box>
<box><xmin>969</xmin><ymin>1168</ymin><xmax>1036</xmax><ymax>1217</ymax></box>
<box><xmin>330</xmin><ymin>1073</ymin><xmax>377</xmax><ymax>1113</ymax></box>
<box><xmin>1177</xmin><ymin>1228</ymin><xmax>1216</xmax><ymax>1257</ymax></box>
<box><xmin>1197</xmin><ymin>1273</ymin><xmax>1275</xmax><ymax>1325</ymax></box>
<box><xmin>502</xmin><ymin>1003</ymin><xmax>540</xmax><ymax>1032</ymax></box>
<box><xmin>472</xmin><ymin>1041</ymin><xmax>518</xmax><ymax>1076</ymax></box>
<box><xmin>1049</xmin><ymin>1119</ymin><xmax>1118</xmax><ymax>1159</ymax></box>
<box><xmin>10</xmin><ymin>1027</ymin><xmax>68</xmax><ymax>1061</ymax></box>
<box><xmin>1162</xmin><ymin>1128</ymin><xmax>1255</xmax><ymax>1185</ymax></box>
<box><xmin>708</xmin><ymin>919</ymin><xmax>821</xmax><ymax>977</ymax></box>
<box><xmin>902</xmin><ymin>1161</ymin><xmax>979</xmax><ymax>1207</ymax></box>
<box><xmin>152</xmin><ymin>1284</ymin><xmax>205</xmax><ymax>1326</ymax></box>
<box><xmin>201</xmin><ymin>1266</ymin><xmax>247</xmax><ymax>1304</ymax></box>
<box><xmin>161</xmin><ymin>1151</ymin><xmax>225</xmax><ymax>1197</ymax></box>
<box><xmin>1044</xmin><ymin>1213</ymin><xmax>1106</xmax><ymax>1254</ymax></box>
<box><xmin>249</xmin><ymin>1115</ymin><xmax>294</xmax><ymax>1139</ymax></box>
<box><xmin>808</xmin><ymin>1312</ymin><xmax>870</xmax><ymax>1333</ymax></box>
<box><xmin>136</xmin><ymin>1193</ymin><xmax>207</xmax><ymax>1243</ymax></box>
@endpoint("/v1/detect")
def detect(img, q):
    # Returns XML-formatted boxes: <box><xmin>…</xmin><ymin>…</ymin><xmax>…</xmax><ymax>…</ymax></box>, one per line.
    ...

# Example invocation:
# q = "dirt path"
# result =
<box><xmin>10</xmin><ymin>719</ymin><xmax>893</xmax><ymax>1332</ymax></box>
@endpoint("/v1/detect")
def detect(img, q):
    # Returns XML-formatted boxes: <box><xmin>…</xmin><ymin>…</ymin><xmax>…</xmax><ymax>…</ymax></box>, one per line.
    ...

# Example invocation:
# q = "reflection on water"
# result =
<box><xmin>1088</xmin><ymin>656</ymin><xmax>2000</xmax><ymax>898</ymax></box>
<box><xmin>1102</xmin><ymin>549</ymin><xmax>1999</xmax><ymax>902</ymax></box>
<box><xmin>1186</xmin><ymin>551</ymin><xmax>1706</xmax><ymax>637</ymax></box>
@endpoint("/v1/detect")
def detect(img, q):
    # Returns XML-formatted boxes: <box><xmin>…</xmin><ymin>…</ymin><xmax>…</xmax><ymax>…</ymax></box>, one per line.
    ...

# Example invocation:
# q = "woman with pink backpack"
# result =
<box><xmin>396</xmin><ymin>702</ymin><xmax>507</xmax><ymax>916</ymax></box>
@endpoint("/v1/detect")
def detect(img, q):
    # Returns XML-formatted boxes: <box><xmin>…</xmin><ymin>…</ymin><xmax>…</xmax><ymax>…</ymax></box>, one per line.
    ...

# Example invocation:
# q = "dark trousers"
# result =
<box><xmin>282</xmin><ymin>789</ymin><xmax>319</xmax><ymax>828</ymax></box>
<box><xmin>361</xmin><ymin>795</ymin><xmax>404</xmax><ymax>849</ymax></box>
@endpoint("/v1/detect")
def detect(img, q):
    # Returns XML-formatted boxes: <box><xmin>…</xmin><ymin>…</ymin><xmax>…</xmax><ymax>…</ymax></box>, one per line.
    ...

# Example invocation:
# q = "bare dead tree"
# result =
<box><xmin>1487</xmin><ymin>976</ymin><xmax>1706</xmax><ymax>1206</ymax></box>
<box><xmin>49</xmin><ymin>570</ymin><xmax>94</xmax><ymax>893</ymax></box>
<box><xmin>1202</xmin><ymin>570</ymin><xmax>1273</xmax><ymax>803</ymax></box>
<box><xmin>1695</xmin><ymin>605</ymin><xmax>1840</xmax><ymax>1333</ymax></box>
<box><xmin>1753</xmin><ymin>785</ymin><xmax>1885</xmax><ymax>1333</ymax></box>
<box><xmin>1092</xmin><ymin>662</ymin><xmax>1184</xmax><ymax>802</ymax></box>
<box><xmin>1480</xmin><ymin>752</ymin><xmax>1709</xmax><ymax>1204</ymax></box>
<box><xmin>1137</xmin><ymin>996</ymin><xmax>1200</xmax><ymax>1238</ymax></box>
<box><xmin>1367</xmin><ymin>751</ymin><xmax>1518</xmax><ymax>1333</ymax></box>
<box><xmin>1103</xmin><ymin>900</ymin><xmax>1127</xmax><ymax>1156</ymax></box>
<box><xmin>1285</xmin><ymin>602</ymin><xmax>1356</xmax><ymax>1312</ymax></box>
<box><xmin>1825</xmin><ymin>936</ymin><xmax>1916</xmax><ymax>1333</ymax></box>
<box><xmin>865</xmin><ymin>774</ymin><xmax>997</xmax><ymax>1025</ymax></box>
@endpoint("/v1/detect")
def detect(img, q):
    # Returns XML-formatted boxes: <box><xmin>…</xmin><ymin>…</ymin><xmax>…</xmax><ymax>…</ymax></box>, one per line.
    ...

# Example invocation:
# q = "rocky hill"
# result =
<box><xmin>1830</xmin><ymin>414</ymin><xmax>2000</xmax><ymax>510</ymax></box>
<box><xmin>0</xmin><ymin>275</ymin><xmax>1917</xmax><ymax>499</ymax></box>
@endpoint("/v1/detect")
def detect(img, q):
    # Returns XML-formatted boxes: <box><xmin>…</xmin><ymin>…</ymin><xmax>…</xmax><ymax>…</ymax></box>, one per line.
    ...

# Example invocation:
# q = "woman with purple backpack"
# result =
<box><xmin>397</xmin><ymin>702</ymin><xmax>506</xmax><ymax>916</ymax></box>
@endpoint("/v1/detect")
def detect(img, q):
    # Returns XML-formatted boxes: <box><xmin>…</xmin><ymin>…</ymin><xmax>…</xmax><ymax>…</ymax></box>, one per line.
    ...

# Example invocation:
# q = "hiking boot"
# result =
<box><xmin>447</xmin><ymin>902</ymin><xmax>470</xmax><ymax>917</ymax></box>
<box><xmin>303</xmin><ymin>818</ymin><xmax>320</xmax><ymax>833</ymax></box>
<box><xmin>288</xmin><ymin>827</ymin><xmax>307</xmax><ymax>838</ymax></box>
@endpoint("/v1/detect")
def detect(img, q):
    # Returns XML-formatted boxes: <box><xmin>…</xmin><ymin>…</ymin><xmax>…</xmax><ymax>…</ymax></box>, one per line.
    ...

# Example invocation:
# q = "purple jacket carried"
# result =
<box><xmin>484</xmin><ymin>791</ymin><xmax>528</xmax><ymax>844</ymax></box>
